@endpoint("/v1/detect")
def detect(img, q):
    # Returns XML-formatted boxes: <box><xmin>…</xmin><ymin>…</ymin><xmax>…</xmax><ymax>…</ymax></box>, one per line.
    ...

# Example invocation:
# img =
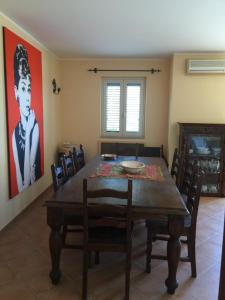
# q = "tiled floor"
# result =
<box><xmin>0</xmin><ymin>188</ymin><xmax>224</xmax><ymax>300</ymax></box>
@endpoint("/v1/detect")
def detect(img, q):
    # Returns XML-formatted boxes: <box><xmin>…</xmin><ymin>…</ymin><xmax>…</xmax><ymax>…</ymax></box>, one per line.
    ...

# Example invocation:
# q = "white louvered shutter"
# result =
<box><xmin>105</xmin><ymin>83</ymin><xmax>121</xmax><ymax>132</ymax></box>
<box><xmin>125</xmin><ymin>83</ymin><xmax>141</xmax><ymax>132</ymax></box>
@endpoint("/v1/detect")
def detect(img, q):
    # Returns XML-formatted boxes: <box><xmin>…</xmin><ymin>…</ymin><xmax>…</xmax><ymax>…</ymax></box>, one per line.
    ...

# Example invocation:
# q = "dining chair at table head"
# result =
<box><xmin>146</xmin><ymin>167</ymin><xmax>203</xmax><ymax>278</ymax></box>
<box><xmin>138</xmin><ymin>144</ymin><xmax>168</xmax><ymax>167</ymax></box>
<box><xmin>82</xmin><ymin>178</ymin><xmax>133</xmax><ymax>300</ymax></box>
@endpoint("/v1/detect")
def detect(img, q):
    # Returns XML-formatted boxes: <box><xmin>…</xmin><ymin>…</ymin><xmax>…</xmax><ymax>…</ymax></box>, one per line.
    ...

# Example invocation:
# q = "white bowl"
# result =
<box><xmin>120</xmin><ymin>161</ymin><xmax>145</xmax><ymax>174</ymax></box>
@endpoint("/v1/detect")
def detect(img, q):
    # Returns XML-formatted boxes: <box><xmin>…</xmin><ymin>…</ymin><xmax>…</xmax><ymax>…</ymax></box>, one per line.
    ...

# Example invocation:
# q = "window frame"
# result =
<box><xmin>101</xmin><ymin>77</ymin><xmax>146</xmax><ymax>138</ymax></box>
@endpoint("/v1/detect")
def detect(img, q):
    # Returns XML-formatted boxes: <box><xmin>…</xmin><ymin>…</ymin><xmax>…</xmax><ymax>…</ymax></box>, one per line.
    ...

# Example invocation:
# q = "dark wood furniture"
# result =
<box><xmin>100</xmin><ymin>142</ymin><xmax>168</xmax><ymax>165</ymax></box>
<box><xmin>45</xmin><ymin>156</ymin><xmax>189</xmax><ymax>294</ymax></box>
<box><xmin>146</xmin><ymin>167</ymin><xmax>203</xmax><ymax>278</ymax></box>
<box><xmin>51</xmin><ymin>164</ymin><xmax>66</xmax><ymax>192</ymax></box>
<box><xmin>50</xmin><ymin>162</ymin><xmax>83</xmax><ymax>249</ymax></box>
<box><xmin>178</xmin><ymin>123</ymin><xmax>225</xmax><ymax>196</ymax></box>
<box><xmin>170</xmin><ymin>148</ymin><xmax>184</xmax><ymax>189</ymax></box>
<box><xmin>100</xmin><ymin>142</ymin><xmax>143</xmax><ymax>157</ymax></box>
<box><xmin>72</xmin><ymin>144</ymin><xmax>85</xmax><ymax>172</ymax></box>
<box><xmin>82</xmin><ymin>179</ymin><xmax>133</xmax><ymax>300</ymax></box>
<box><xmin>218</xmin><ymin>214</ymin><xmax>225</xmax><ymax>300</ymax></box>
<box><xmin>60</xmin><ymin>153</ymin><xmax>76</xmax><ymax>178</ymax></box>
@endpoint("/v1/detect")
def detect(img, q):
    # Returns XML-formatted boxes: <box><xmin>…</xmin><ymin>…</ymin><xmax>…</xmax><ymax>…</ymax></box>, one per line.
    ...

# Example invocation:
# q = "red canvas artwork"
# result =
<box><xmin>3</xmin><ymin>27</ymin><xmax>44</xmax><ymax>198</ymax></box>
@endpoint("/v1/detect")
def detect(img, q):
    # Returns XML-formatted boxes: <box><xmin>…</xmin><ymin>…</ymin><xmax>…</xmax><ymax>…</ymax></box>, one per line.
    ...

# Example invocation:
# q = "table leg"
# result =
<box><xmin>49</xmin><ymin>224</ymin><xmax>62</xmax><ymax>284</ymax></box>
<box><xmin>165</xmin><ymin>233</ymin><xmax>181</xmax><ymax>293</ymax></box>
<box><xmin>47</xmin><ymin>207</ymin><xmax>63</xmax><ymax>285</ymax></box>
<box><xmin>165</xmin><ymin>216</ymin><xmax>183</xmax><ymax>294</ymax></box>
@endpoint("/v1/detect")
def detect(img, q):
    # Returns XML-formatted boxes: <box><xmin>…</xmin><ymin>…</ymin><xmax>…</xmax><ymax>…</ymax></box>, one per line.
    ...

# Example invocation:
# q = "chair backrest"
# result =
<box><xmin>51</xmin><ymin>163</ymin><xmax>66</xmax><ymax>192</ymax></box>
<box><xmin>139</xmin><ymin>144</ymin><xmax>168</xmax><ymax>167</ymax></box>
<box><xmin>60</xmin><ymin>153</ymin><xmax>76</xmax><ymax>178</ymax></box>
<box><xmin>83</xmin><ymin>179</ymin><xmax>133</xmax><ymax>243</ymax></box>
<box><xmin>186</xmin><ymin>167</ymin><xmax>203</xmax><ymax>230</ymax></box>
<box><xmin>100</xmin><ymin>142</ymin><xmax>143</xmax><ymax>157</ymax></box>
<box><xmin>73</xmin><ymin>144</ymin><xmax>85</xmax><ymax>172</ymax></box>
<box><xmin>139</xmin><ymin>145</ymin><xmax>162</xmax><ymax>157</ymax></box>
<box><xmin>170</xmin><ymin>148</ymin><xmax>184</xmax><ymax>188</ymax></box>
<box><xmin>179</xmin><ymin>159</ymin><xmax>198</xmax><ymax>196</ymax></box>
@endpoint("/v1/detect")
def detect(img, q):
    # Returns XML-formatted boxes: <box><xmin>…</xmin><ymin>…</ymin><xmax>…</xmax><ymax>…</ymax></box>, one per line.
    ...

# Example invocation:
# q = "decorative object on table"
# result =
<box><xmin>178</xmin><ymin>123</ymin><xmax>225</xmax><ymax>196</ymax></box>
<box><xmin>3</xmin><ymin>27</ymin><xmax>44</xmax><ymax>198</ymax></box>
<box><xmin>89</xmin><ymin>163</ymin><xmax>164</xmax><ymax>181</ymax></box>
<box><xmin>101</xmin><ymin>153</ymin><xmax>117</xmax><ymax>161</ymax></box>
<box><xmin>120</xmin><ymin>160</ymin><xmax>145</xmax><ymax>174</ymax></box>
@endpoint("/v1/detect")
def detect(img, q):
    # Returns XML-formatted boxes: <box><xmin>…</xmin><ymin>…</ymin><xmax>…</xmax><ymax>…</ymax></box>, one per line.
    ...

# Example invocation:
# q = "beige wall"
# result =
<box><xmin>59</xmin><ymin>58</ymin><xmax>170</xmax><ymax>160</ymax></box>
<box><xmin>0</xmin><ymin>14</ymin><xmax>62</xmax><ymax>230</ymax></box>
<box><xmin>168</xmin><ymin>53</ymin><xmax>225</xmax><ymax>164</ymax></box>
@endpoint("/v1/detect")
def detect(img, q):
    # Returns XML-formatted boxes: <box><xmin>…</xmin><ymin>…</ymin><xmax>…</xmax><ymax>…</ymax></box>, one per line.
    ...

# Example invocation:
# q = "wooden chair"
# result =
<box><xmin>51</xmin><ymin>162</ymin><xmax>83</xmax><ymax>249</ymax></box>
<box><xmin>100</xmin><ymin>142</ymin><xmax>143</xmax><ymax>157</ymax></box>
<box><xmin>72</xmin><ymin>144</ymin><xmax>85</xmax><ymax>172</ymax></box>
<box><xmin>82</xmin><ymin>179</ymin><xmax>133</xmax><ymax>300</ymax></box>
<box><xmin>51</xmin><ymin>163</ymin><xmax>67</xmax><ymax>192</ymax></box>
<box><xmin>139</xmin><ymin>144</ymin><xmax>168</xmax><ymax>167</ymax></box>
<box><xmin>170</xmin><ymin>148</ymin><xmax>184</xmax><ymax>189</ymax></box>
<box><xmin>60</xmin><ymin>153</ymin><xmax>76</xmax><ymax>178</ymax></box>
<box><xmin>145</xmin><ymin>166</ymin><xmax>203</xmax><ymax>277</ymax></box>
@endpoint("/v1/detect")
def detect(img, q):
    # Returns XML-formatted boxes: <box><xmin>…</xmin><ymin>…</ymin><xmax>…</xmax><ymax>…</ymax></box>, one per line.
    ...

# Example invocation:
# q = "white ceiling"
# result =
<box><xmin>1</xmin><ymin>0</ymin><xmax>225</xmax><ymax>59</ymax></box>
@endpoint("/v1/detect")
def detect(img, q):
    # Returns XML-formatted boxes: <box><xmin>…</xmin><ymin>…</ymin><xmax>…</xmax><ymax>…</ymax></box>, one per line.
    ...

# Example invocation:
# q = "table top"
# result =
<box><xmin>45</xmin><ymin>156</ymin><xmax>189</xmax><ymax>217</ymax></box>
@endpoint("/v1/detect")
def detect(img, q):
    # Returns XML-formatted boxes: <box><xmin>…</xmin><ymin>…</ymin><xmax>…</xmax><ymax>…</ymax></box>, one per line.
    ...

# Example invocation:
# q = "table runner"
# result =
<box><xmin>89</xmin><ymin>163</ymin><xmax>164</xmax><ymax>181</ymax></box>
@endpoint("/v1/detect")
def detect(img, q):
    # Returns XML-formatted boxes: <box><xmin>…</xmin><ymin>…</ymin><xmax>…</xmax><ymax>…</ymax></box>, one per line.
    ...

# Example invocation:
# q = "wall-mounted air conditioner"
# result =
<box><xmin>187</xmin><ymin>59</ymin><xmax>225</xmax><ymax>74</ymax></box>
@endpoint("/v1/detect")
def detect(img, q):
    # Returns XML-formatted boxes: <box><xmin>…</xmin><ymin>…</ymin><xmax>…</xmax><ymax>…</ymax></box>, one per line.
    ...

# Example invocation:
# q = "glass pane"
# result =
<box><xmin>126</xmin><ymin>84</ymin><xmax>140</xmax><ymax>132</ymax></box>
<box><xmin>202</xmin><ymin>184</ymin><xmax>219</xmax><ymax>193</ymax></box>
<box><xmin>188</xmin><ymin>136</ymin><xmax>221</xmax><ymax>157</ymax></box>
<box><xmin>106</xmin><ymin>84</ymin><xmax>120</xmax><ymax>132</ymax></box>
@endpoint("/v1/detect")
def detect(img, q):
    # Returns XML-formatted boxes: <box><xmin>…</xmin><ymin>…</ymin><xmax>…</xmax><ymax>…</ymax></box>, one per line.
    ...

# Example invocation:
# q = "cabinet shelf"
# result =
<box><xmin>178</xmin><ymin>123</ymin><xmax>225</xmax><ymax>197</ymax></box>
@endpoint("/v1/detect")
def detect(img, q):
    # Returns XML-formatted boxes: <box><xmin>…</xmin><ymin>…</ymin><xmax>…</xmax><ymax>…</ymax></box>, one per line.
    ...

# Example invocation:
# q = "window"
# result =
<box><xmin>102</xmin><ymin>78</ymin><xmax>145</xmax><ymax>138</ymax></box>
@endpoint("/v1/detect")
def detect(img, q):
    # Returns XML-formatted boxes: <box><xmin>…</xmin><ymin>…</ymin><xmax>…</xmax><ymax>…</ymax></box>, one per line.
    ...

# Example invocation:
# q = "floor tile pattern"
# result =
<box><xmin>0</xmin><ymin>188</ymin><xmax>224</xmax><ymax>300</ymax></box>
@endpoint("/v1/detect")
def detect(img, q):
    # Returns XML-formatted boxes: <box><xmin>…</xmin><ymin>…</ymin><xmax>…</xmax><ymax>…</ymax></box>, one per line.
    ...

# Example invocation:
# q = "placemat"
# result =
<box><xmin>89</xmin><ymin>163</ymin><xmax>164</xmax><ymax>181</ymax></box>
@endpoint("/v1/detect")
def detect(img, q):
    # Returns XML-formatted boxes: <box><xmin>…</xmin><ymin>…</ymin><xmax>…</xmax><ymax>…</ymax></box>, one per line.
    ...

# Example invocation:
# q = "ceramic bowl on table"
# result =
<box><xmin>120</xmin><ymin>161</ymin><xmax>145</xmax><ymax>174</ymax></box>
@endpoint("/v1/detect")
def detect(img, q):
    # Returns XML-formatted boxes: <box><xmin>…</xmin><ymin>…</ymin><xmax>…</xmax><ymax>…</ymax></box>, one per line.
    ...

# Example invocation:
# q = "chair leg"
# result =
<box><xmin>61</xmin><ymin>225</ymin><xmax>67</xmax><ymax>246</ymax></box>
<box><xmin>95</xmin><ymin>251</ymin><xmax>100</xmax><ymax>264</ymax></box>
<box><xmin>88</xmin><ymin>252</ymin><xmax>92</xmax><ymax>268</ymax></box>
<box><xmin>82</xmin><ymin>249</ymin><xmax>89</xmax><ymax>300</ymax></box>
<box><xmin>146</xmin><ymin>226</ymin><xmax>152</xmax><ymax>273</ymax></box>
<box><xmin>187</xmin><ymin>234</ymin><xmax>197</xmax><ymax>278</ymax></box>
<box><xmin>125</xmin><ymin>245</ymin><xmax>131</xmax><ymax>300</ymax></box>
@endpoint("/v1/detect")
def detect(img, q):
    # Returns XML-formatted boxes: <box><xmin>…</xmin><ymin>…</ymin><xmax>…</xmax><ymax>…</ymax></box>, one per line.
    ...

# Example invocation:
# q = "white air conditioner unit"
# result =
<box><xmin>187</xmin><ymin>59</ymin><xmax>225</xmax><ymax>74</ymax></box>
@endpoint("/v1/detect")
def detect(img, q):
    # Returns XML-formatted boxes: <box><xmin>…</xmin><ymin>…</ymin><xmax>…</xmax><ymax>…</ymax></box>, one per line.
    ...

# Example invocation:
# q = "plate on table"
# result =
<box><xmin>101</xmin><ymin>154</ymin><xmax>117</xmax><ymax>161</ymax></box>
<box><xmin>120</xmin><ymin>161</ymin><xmax>145</xmax><ymax>174</ymax></box>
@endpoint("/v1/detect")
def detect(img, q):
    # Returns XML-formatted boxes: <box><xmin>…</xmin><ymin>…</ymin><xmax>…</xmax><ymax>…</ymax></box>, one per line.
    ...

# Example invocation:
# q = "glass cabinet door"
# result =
<box><xmin>187</xmin><ymin>135</ymin><xmax>222</xmax><ymax>194</ymax></box>
<box><xmin>188</xmin><ymin>135</ymin><xmax>222</xmax><ymax>157</ymax></box>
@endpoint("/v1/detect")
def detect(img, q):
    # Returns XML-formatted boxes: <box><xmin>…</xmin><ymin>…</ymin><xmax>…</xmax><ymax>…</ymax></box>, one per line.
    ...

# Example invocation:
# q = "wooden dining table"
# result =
<box><xmin>45</xmin><ymin>156</ymin><xmax>189</xmax><ymax>294</ymax></box>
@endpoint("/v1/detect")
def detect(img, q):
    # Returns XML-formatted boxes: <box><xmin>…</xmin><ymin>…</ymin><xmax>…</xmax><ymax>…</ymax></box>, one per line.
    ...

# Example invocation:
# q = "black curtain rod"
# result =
<box><xmin>88</xmin><ymin>67</ymin><xmax>161</xmax><ymax>74</ymax></box>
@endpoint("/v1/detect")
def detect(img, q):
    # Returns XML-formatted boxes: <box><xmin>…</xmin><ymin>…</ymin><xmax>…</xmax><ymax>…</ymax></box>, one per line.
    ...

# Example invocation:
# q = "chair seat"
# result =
<box><xmin>146</xmin><ymin>214</ymin><xmax>192</xmax><ymax>230</ymax></box>
<box><xmin>89</xmin><ymin>227</ymin><xmax>126</xmax><ymax>245</ymax></box>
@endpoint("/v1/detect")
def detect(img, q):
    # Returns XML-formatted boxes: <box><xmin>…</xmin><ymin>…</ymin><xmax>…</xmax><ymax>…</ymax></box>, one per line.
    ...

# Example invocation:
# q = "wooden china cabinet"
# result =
<box><xmin>178</xmin><ymin>123</ymin><xmax>225</xmax><ymax>197</ymax></box>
